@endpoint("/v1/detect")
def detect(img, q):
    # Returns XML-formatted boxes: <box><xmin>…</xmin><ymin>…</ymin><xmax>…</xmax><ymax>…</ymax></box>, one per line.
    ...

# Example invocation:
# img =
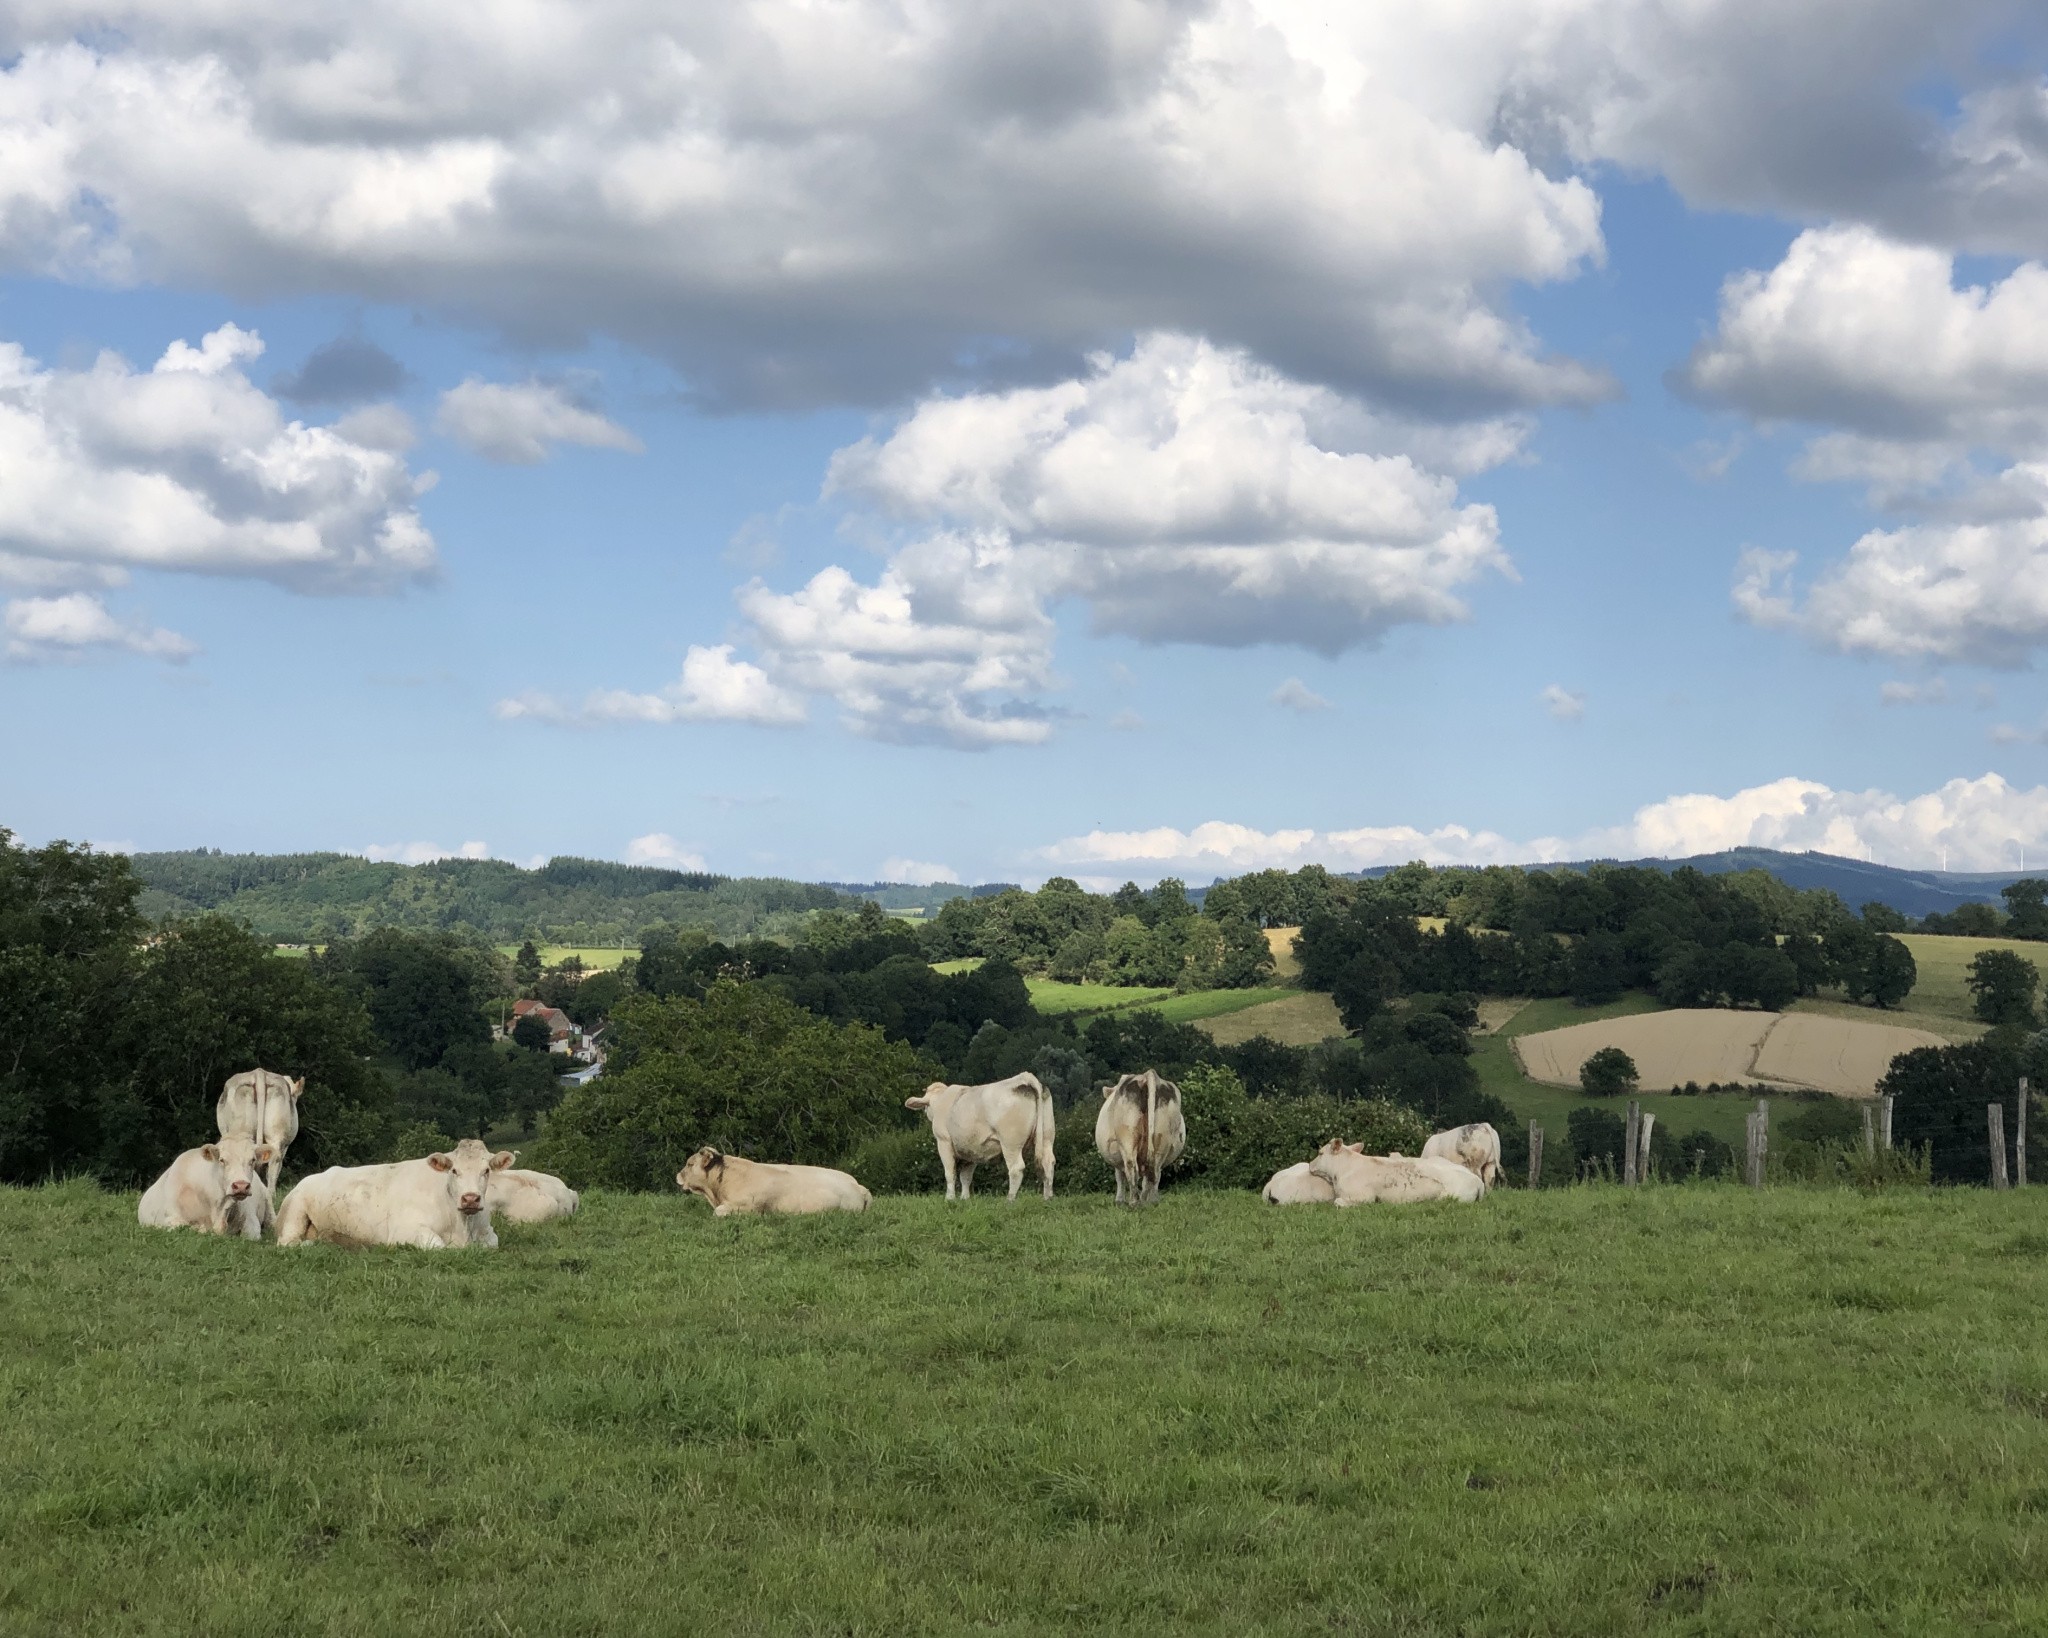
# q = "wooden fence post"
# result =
<box><xmin>1861</xmin><ymin>1104</ymin><xmax>1876</xmax><ymax>1157</ymax></box>
<box><xmin>2018</xmin><ymin>1078</ymin><xmax>2029</xmax><ymax>1188</ymax></box>
<box><xmin>1637</xmin><ymin>1112</ymin><xmax>1656</xmax><ymax>1183</ymax></box>
<box><xmin>1624</xmin><ymin>1101</ymin><xmax>1641</xmax><ymax>1186</ymax></box>
<box><xmin>1754</xmin><ymin>1099</ymin><xmax>1769</xmax><ymax>1187</ymax></box>
<box><xmin>1882</xmin><ymin>1095</ymin><xmax>1894</xmax><ymax>1151</ymax></box>
<box><xmin>1990</xmin><ymin>1103</ymin><xmax>2010</xmax><ymax>1190</ymax></box>
<box><xmin>1744</xmin><ymin>1111</ymin><xmax>1759</xmax><ymax>1188</ymax></box>
<box><xmin>1527</xmin><ymin>1124</ymin><xmax>1544</xmax><ymax>1189</ymax></box>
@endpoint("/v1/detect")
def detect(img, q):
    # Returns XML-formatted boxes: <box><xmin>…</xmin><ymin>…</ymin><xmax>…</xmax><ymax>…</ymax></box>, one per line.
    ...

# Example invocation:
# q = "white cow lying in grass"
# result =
<box><xmin>1421</xmin><ymin>1121</ymin><xmax>1503</xmax><ymax>1188</ymax></box>
<box><xmin>1308</xmin><ymin>1141</ymin><xmax>1487</xmax><ymax>1206</ymax></box>
<box><xmin>1095</xmin><ymin>1069</ymin><xmax>1186</xmax><ymax>1206</ymax></box>
<box><xmin>489</xmin><ymin>1168</ymin><xmax>580</xmax><ymax>1224</ymax></box>
<box><xmin>276</xmin><ymin>1139</ymin><xmax>515</xmax><ymax>1249</ymax></box>
<box><xmin>905</xmin><ymin>1072</ymin><xmax>1056</xmax><ymax>1200</ymax></box>
<box><xmin>1260</xmin><ymin>1161</ymin><xmax>1335</xmax><ymax>1204</ymax></box>
<box><xmin>138</xmin><ymin>1137</ymin><xmax>277</xmax><ymax>1239</ymax></box>
<box><xmin>675</xmin><ymin>1148</ymin><xmax>871</xmax><ymax>1216</ymax></box>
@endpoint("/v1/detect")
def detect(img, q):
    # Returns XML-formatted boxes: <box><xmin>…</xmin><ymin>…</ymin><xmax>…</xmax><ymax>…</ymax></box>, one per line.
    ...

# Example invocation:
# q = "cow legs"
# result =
<box><xmin>935</xmin><ymin>1140</ymin><xmax>960</xmax><ymax>1201</ymax></box>
<box><xmin>1002</xmin><ymin>1141</ymin><xmax>1026</xmax><ymax>1202</ymax></box>
<box><xmin>958</xmin><ymin>1162</ymin><xmax>976</xmax><ymax>1199</ymax></box>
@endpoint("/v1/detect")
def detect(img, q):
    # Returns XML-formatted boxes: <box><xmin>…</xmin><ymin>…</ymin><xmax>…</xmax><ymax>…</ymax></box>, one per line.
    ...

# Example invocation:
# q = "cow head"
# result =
<box><xmin>428</xmin><ymin>1139</ymin><xmax>515</xmax><ymax>1215</ymax></box>
<box><xmin>676</xmin><ymin>1147</ymin><xmax>725</xmax><ymax>1201</ymax></box>
<box><xmin>905</xmin><ymin>1082</ymin><xmax>957</xmax><ymax>1121</ymax></box>
<box><xmin>211</xmin><ymin>1136</ymin><xmax>272</xmax><ymax>1200</ymax></box>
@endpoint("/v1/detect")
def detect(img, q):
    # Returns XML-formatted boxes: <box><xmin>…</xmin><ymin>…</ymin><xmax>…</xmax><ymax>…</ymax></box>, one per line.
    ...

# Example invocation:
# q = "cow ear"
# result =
<box><xmin>200</xmin><ymin>1144</ymin><xmax>220</xmax><ymax>1162</ymax></box>
<box><xmin>255</xmin><ymin>1145</ymin><xmax>275</xmax><ymax>1163</ymax></box>
<box><xmin>491</xmin><ymin>1150</ymin><xmax>515</xmax><ymax>1170</ymax></box>
<box><xmin>290</xmin><ymin>1078</ymin><xmax>306</xmax><ymax>1099</ymax></box>
<box><xmin>427</xmin><ymin>1153</ymin><xmax>454</xmax><ymax>1172</ymax></box>
<box><xmin>905</xmin><ymin>1096</ymin><xmax>929</xmax><ymax>1110</ymax></box>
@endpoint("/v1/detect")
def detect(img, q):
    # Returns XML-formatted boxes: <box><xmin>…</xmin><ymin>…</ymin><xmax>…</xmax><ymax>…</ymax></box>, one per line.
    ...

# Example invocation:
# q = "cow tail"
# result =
<box><xmin>1034</xmin><ymin>1077</ymin><xmax>1056</xmax><ymax>1199</ymax></box>
<box><xmin>1143</xmin><ymin>1069</ymin><xmax>1160</xmax><ymax>1204</ymax></box>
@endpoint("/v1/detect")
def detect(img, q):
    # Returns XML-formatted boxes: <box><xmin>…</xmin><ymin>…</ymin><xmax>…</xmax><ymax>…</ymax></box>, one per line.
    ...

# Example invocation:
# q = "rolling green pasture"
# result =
<box><xmin>1897</xmin><ymin>933</ymin><xmax>2045</xmax><ymax>1025</ymax></box>
<box><xmin>1140</xmin><ymin>985</ymin><xmax>1297</xmax><ymax>1024</ymax></box>
<box><xmin>1025</xmin><ymin>978</ymin><xmax>1173</xmax><ymax>1014</ymax></box>
<box><xmin>6</xmin><ymin>1185</ymin><xmax>2048</xmax><ymax>1634</ymax></box>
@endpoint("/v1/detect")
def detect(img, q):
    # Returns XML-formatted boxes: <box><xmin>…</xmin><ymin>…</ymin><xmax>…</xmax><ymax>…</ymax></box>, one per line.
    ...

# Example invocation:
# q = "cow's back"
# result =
<box><xmin>1262</xmin><ymin>1162</ymin><xmax>1333</xmax><ymax>1204</ymax></box>
<box><xmin>492</xmin><ymin>1169</ymin><xmax>579</xmax><ymax>1223</ymax></box>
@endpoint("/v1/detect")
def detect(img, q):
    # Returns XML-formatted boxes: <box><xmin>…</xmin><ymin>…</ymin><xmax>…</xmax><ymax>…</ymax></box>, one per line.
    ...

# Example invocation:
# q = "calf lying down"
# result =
<box><xmin>488</xmin><ymin>1168</ymin><xmax>580</xmax><ymax>1223</ymax></box>
<box><xmin>1261</xmin><ymin>1161</ymin><xmax>1335</xmax><ymax>1204</ymax></box>
<box><xmin>138</xmin><ymin>1137</ymin><xmax>277</xmax><ymax>1239</ymax></box>
<box><xmin>676</xmin><ymin>1148</ymin><xmax>870</xmax><ymax>1216</ymax></box>
<box><xmin>1308</xmin><ymin>1141</ymin><xmax>1487</xmax><ymax>1206</ymax></box>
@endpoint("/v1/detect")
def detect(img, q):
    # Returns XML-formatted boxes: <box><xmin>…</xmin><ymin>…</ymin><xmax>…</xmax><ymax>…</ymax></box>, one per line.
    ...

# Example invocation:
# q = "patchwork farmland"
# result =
<box><xmin>1513</xmin><ymin>1009</ymin><xmax>1947</xmax><ymax>1098</ymax></box>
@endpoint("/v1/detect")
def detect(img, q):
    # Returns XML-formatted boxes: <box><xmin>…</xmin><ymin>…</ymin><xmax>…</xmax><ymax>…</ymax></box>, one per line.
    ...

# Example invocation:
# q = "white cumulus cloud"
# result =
<box><xmin>625</xmin><ymin>833</ymin><xmax>709</xmax><ymax>871</ymax></box>
<box><xmin>1034</xmin><ymin>773</ymin><xmax>2048</xmax><ymax>881</ymax></box>
<box><xmin>1540</xmin><ymin>683</ymin><xmax>1585</xmax><ymax>720</ymax></box>
<box><xmin>435</xmin><ymin>379</ymin><xmax>642</xmax><ymax>465</ymax></box>
<box><xmin>880</xmin><ymin>858</ymin><xmax>960</xmax><ymax>886</ymax></box>
<box><xmin>4</xmin><ymin>592</ymin><xmax>195</xmax><ymax>663</ymax></box>
<box><xmin>496</xmin><ymin>643</ymin><xmax>805</xmax><ymax>728</ymax></box>
<box><xmin>362</xmin><ymin>840</ymin><xmax>491</xmax><ymax>864</ymax></box>
<box><xmin>1271</xmin><ymin>678</ymin><xmax>1331</xmax><ymax>713</ymax></box>
<box><xmin>0</xmin><ymin>323</ymin><xmax>434</xmax><ymax>594</ymax></box>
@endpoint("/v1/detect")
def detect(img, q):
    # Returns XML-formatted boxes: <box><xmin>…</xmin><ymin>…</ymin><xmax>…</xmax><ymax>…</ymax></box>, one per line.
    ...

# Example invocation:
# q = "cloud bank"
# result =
<box><xmin>1035</xmin><ymin>773</ymin><xmax>2048</xmax><ymax>882</ymax></box>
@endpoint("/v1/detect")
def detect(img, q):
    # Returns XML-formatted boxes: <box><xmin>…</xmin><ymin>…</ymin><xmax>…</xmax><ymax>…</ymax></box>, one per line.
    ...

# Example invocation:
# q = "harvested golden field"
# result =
<box><xmin>1263</xmin><ymin>926</ymin><xmax>1302</xmax><ymax>981</ymax></box>
<box><xmin>1513</xmin><ymin>1008</ymin><xmax>1946</xmax><ymax>1098</ymax></box>
<box><xmin>1194</xmin><ymin>990</ymin><xmax>1344</xmax><ymax>1046</ymax></box>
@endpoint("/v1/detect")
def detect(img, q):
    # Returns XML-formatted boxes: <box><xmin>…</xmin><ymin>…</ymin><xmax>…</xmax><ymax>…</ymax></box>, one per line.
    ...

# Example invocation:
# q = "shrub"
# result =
<box><xmin>1580</xmin><ymin>1046</ymin><xmax>1639</xmax><ymax>1098</ymax></box>
<box><xmin>1174</xmin><ymin>1065</ymin><xmax>1427</xmax><ymax>1192</ymax></box>
<box><xmin>842</xmin><ymin>1127</ymin><xmax>945</xmax><ymax>1195</ymax></box>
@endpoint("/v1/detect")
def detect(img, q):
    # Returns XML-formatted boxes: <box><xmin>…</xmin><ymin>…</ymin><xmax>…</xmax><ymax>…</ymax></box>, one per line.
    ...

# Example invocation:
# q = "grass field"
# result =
<box><xmin>1026</xmin><ymin>978</ymin><xmax>1174</xmax><ymax>1014</ymax></box>
<box><xmin>1194</xmin><ymin>990</ymin><xmax>1345</xmax><ymax>1046</ymax></box>
<box><xmin>8</xmin><ymin>1184</ymin><xmax>2048</xmax><ymax>1634</ymax></box>
<box><xmin>1898</xmin><ymin>933</ymin><xmax>2046</xmax><ymax>1023</ymax></box>
<box><xmin>492</xmin><ymin>944</ymin><xmax>634</xmax><ymax>972</ymax></box>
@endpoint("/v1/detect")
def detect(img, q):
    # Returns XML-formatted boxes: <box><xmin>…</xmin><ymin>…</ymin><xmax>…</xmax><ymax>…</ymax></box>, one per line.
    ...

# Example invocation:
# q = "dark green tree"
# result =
<box><xmin>2002</xmin><ymin>879</ymin><xmax>2048</xmax><ymax>941</ymax></box>
<box><xmin>1967</xmin><ymin>948</ymin><xmax>2040</xmax><ymax>1027</ymax></box>
<box><xmin>531</xmin><ymin>981</ymin><xmax>930</xmax><ymax>1189</ymax></box>
<box><xmin>512</xmin><ymin>1012</ymin><xmax>555</xmax><ymax>1052</ymax></box>
<box><xmin>1580</xmin><ymin>1045</ymin><xmax>1639</xmax><ymax>1098</ymax></box>
<box><xmin>514</xmin><ymin>938</ymin><xmax>542</xmax><ymax>985</ymax></box>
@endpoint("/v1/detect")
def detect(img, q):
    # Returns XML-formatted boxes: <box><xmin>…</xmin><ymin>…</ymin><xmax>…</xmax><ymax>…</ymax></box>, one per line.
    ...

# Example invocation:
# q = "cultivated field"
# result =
<box><xmin>1514</xmin><ymin>1009</ymin><xmax>1945</xmax><ymax>1097</ymax></box>
<box><xmin>1263</xmin><ymin>925</ymin><xmax>1303</xmax><ymax>980</ymax></box>
<box><xmin>7</xmin><ymin>1185</ymin><xmax>2048</xmax><ymax>1634</ymax></box>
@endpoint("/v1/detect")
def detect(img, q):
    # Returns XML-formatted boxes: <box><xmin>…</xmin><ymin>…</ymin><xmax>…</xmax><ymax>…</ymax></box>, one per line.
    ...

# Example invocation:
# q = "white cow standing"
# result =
<box><xmin>1420</xmin><ymin>1121</ymin><xmax>1503</xmax><ymax>1188</ymax></box>
<box><xmin>488</xmin><ymin>1168</ymin><xmax>580</xmax><ymax>1224</ymax></box>
<box><xmin>675</xmin><ymin>1148</ymin><xmax>870</xmax><ymax>1216</ymax></box>
<box><xmin>905</xmin><ymin>1072</ymin><xmax>1056</xmax><ymax>1200</ymax></box>
<box><xmin>1094</xmin><ymin>1069</ymin><xmax>1186</xmax><ymax>1206</ymax></box>
<box><xmin>1261</xmin><ymin>1161</ymin><xmax>1335</xmax><ymax>1204</ymax></box>
<box><xmin>276</xmin><ymin>1139</ymin><xmax>515</xmax><ymax>1249</ymax></box>
<box><xmin>137</xmin><ymin>1136</ymin><xmax>277</xmax><ymax>1239</ymax></box>
<box><xmin>216</xmin><ymin>1068</ymin><xmax>305</xmax><ymax>1189</ymax></box>
<box><xmin>1308</xmin><ymin>1140</ymin><xmax>1486</xmax><ymax>1206</ymax></box>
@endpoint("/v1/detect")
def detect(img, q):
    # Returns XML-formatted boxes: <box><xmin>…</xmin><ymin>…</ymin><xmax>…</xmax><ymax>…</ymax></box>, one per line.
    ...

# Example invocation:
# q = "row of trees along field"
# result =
<box><xmin>890</xmin><ymin>877</ymin><xmax>1276</xmax><ymax>989</ymax></box>
<box><xmin>1295</xmin><ymin>860</ymin><xmax>1922</xmax><ymax>1029</ymax></box>
<box><xmin>128</xmin><ymin>848</ymin><xmax>853</xmax><ymax>944</ymax></box>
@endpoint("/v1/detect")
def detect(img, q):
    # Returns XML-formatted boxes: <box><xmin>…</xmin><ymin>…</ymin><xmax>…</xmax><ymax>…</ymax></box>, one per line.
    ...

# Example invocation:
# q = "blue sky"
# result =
<box><xmin>4</xmin><ymin>3</ymin><xmax>2048</xmax><ymax>885</ymax></box>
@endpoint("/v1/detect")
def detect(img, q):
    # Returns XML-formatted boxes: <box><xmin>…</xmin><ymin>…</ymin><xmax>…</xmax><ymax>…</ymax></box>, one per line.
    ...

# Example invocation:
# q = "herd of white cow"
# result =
<box><xmin>136</xmin><ymin>1065</ymin><xmax>1505</xmax><ymax>1248</ymax></box>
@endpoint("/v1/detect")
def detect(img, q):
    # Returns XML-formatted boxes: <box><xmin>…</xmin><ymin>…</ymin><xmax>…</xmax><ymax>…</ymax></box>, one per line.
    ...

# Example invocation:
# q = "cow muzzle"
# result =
<box><xmin>459</xmin><ymin>1193</ymin><xmax>483</xmax><ymax>1214</ymax></box>
<box><xmin>229</xmin><ymin>1181</ymin><xmax>251</xmax><ymax>1198</ymax></box>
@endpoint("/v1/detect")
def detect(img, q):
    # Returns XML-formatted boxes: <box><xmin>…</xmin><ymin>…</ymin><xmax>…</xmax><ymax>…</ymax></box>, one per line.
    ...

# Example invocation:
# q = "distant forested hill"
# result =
<box><xmin>131</xmin><ymin>851</ymin><xmax>855</xmax><ymax>943</ymax></box>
